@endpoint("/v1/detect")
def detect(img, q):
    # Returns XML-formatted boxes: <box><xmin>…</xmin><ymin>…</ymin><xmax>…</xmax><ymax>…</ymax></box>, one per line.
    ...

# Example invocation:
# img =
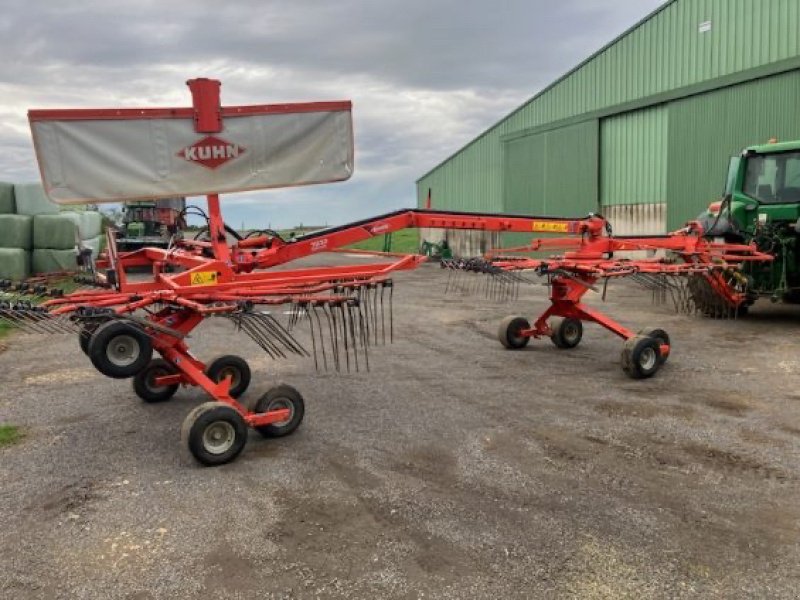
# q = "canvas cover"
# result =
<box><xmin>29</xmin><ymin>103</ymin><xmax>354</xmax><ymax>204</ymax></box>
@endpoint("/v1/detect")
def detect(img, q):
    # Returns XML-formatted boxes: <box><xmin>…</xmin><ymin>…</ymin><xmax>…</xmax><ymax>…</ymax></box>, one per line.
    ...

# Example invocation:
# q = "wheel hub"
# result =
<box><xmin>107</xmin><ymin>334</ymin><xmax>140</xmax><ymax>367</ymax></box>
<box><xmin>203</xmin><ymin>421</ymin><xmax>236</xmax><ymax>455</ymax></box>
<box><xmin>265</xmin><ymin>398</ymin><xmax>294</xmax><ymax>427</ymax></box>
<box><xmin>639</xmin><ymin>347</ymin><xmax>657</xmax><ymax>371</ymax></box>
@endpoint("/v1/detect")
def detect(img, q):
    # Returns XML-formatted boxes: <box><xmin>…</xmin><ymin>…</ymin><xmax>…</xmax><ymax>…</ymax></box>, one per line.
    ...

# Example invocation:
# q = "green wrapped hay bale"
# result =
<box><xmin>0</xmin><ymin>182</ymin><xmax>14</xmax><ymax>214</ymax></box>
<box><xmin>79</xmin><ymin>211</ymin><xmax>104</xmax><ymax>240</ymax></box>
<box><xmin>81</xmin><ymin>235</ymin><xmax>104</xmax><ymax>257</ymax></box>
<box><xmin>32</xmin><ymin>248</ymin><xmax>78</xmax><ymax>274</ymax></box>
<box><xmin>33</xmin><ymin>213</ymin><xmax>81</xmax><ymax>250</ymax></box>
<box><xmin>14</xmin><ymin>183</ymin><xmax>59</xmax><ymax>216</ymax></box>
<box><xmin>0</xmin><ymin>215</ymin><xmax>33</xmax><ymax>249</ymax></box>
<box><xmin>0</xmin><ymin>248</ymin><xmax>30</xmax><ymax>280</ymax></box>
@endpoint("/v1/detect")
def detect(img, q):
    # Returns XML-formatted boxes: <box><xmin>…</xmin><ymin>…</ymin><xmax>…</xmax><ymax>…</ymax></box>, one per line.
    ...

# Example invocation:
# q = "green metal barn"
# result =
<box><xmin>416</xmin><ymin>0</ymin><xmax>800</xmax><ymax>249</ymax></box>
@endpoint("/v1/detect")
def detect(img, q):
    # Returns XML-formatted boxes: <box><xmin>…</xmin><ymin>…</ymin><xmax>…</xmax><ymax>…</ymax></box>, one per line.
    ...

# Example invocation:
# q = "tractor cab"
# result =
<box><xmin>725</xmin><ymin>141</ymin><xmax>800</xmax><ymax>232</ymax></box>
<box><xmin>713</xmin><ymin>139</ymin><xmax>800</xmax><ymax>302</ymax></box>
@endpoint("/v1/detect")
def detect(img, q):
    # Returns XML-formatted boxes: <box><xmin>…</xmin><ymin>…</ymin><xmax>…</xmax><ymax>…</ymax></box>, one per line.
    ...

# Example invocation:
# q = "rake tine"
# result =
<box><xmin>236</xmin><ymin>314</ymin><xmax>278</xmax><ymax>359</ymax></box>
<box><xmin>262</xmin><ymin>313</ymin><xmax>308</xmax><ymax>357</ymax></box>
<box><xmin>247</xmin><ymin>313</ymin><xmax>290</xmax><ymax>359</ymax></box>
<box><xmin>326</xmin><ymin>303</ymin><xmax>340</xmax><ymax>372</ymax></box>
<box><xmin>347</xmin><ymin>300</ymin><xmax>359</xmax><ymax>372</ymax></box>
<box><xmin>357</xmin><ymin>297</ymin><xmax>370</xmax><ymax>372</ymax></box>
<box><xmin>380</xmin><ymin>284</ymin><xmax>386</xmax><ymax>345</ymax></box>
<box><xmin>388</xmin><ymin>281</ymin><xmax>394</xmax><ymax>343</ymax></box>
<box><xmin>338</xmin><ymin>302</ymin><xmax>350</xmax><ymax>374</ymax></box>
<box><xmin>312</xmin><ymin>303</ymin><xmax>328</xmax><ymax>371</ymax></box>
<box><xmin>302</xmin><ymin>303</ymin><xmax>319</xmax><ymax>371</ymax></box>
<box><xmin>358</xmin><ymin>287</ymin><xmax>369</xmax><ymax>344</ymax></box>
<box><xmin>237</xmin><ymin>314</ymin><xmax>280</xmax><ymax>359</ymax></box>
<box><xmin>371</xmin><ymin>284</ymin><xmax>378</xmax><ymax>346</ymax></box>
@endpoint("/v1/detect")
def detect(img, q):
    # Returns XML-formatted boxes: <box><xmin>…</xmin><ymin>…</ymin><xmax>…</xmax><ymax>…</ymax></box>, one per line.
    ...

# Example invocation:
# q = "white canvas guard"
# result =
<box><xmin>29</xmin><ymin>104</ymin><xmax>354</xmax><ymax>204</ymax></box>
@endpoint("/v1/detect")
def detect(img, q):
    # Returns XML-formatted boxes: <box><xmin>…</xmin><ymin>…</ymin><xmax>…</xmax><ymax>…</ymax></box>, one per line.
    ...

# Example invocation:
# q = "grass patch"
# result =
<box><xmin>0</xmin><ymin>424</ymin><xmax>24</xmax><ymax>447</ymax></box>
<box><xmin>0</xmin><ymin>322</ymin><xmax>10</xmax><ymax>340</ymax></box>
<box><xmin>346</xmin><ymin>229</ymin><xmax>420</xmax><ymax>254</ymax></box>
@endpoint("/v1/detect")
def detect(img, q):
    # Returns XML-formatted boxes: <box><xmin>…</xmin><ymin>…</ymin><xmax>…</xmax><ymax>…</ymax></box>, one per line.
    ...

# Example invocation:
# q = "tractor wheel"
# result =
<box><xmin>498</xmin><ymin>316</ymin><xmax>531</xmax><ymax>350</ymax></box>
<box><xmin>638</xmin><ymin>327</ymin><xmax>670</xmax><ymax>364</ymax></box>
<box><xmin>205</xmin><ymin>355</ymin><xmax>251</xmax><ymax>399</ymax></box>
<box><xmin>78</xmin><ymin>323</ymin><xmax>100</xmax><ymax>355</ymax></box>
<box><xmin>181</xmin><ymin>402</ymin><xmax>248</xmax><ymax>466</ymax></box>
<box><xmin>132</xmin><ymin>358</ymin><xmax>180</xmax><ymax>403</ymax></box>
<box><xmin>88</xmin><ymin>320</ymin><xmax>153</xmax><ymax>379</ymax></box>
<box><xmin>621</xmin><ymin>335</ymin><xmax>662</xmax><ymax>380</ymax></box>
<box><xmin>251</xmin><ymin>385</ymin><xmax>305</xmax><ymax>438</ymax></box>
<box><xmin>550</xmin><ymin>317</ymin><xmax>583</xmax><ymax>349</ymax></box>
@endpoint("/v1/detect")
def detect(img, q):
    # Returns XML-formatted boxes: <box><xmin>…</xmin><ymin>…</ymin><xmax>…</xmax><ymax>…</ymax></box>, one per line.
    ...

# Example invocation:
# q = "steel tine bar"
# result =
<box><xmin>312</xmin><ymin>303</ymin><xmax>329</xmax><ymax>371</ymax></box>
<box><xmin>236</xmin><ymin>314</ymin><xmax>279</xmax><ymax>359</ymax></box>
<box><xmin>258</xmin><ymin>314</ymin><xmax>303</xmax><ymax>357</ymax></box>
<box><xmin>357</xmin><ymin>297</ymin><xmax>370</xmax><ymax>371</ymax></box>
<box><xmin>338</xmin><ymin>302</ymin><xmax>350</xmax><ymax>373</ymax></box>
<box><xmin>265</xmin><ymin>311</ymin><xmax>310</xmax><ymax>356</ymax></box>
<box><xmin>304</xmin><ymin>303</ymin><xmax>319</xmax><ymax>371</ymax></box>
<box><xmin>244</xmin><ymin>313</ymin><xmax>288</xmax><ymax>359</ymax></box>
<box><xmin>347</xmin><ymin>301</ymin><xmax>359</xmax><ymax>372</ymax></box>
<box><xmin>8</xmin><ymin>309</ymin><xmax>54</xmax><ymax>334</ymax></box>
<box><xmin>328</xmin><ymin>303</ymin><xmax>341</xmax><ymax>372</ymax></box>
<box><xmin>379</xmin><ymin>284</ymin><xmax>386</xmax><ymax>346</ymax></box>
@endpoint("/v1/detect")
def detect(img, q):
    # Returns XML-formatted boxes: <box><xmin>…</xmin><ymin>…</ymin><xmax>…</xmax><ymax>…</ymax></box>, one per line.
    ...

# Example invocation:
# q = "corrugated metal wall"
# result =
<box><xmin>666</xmin><ymin>70</ymin><xmax>800</xmax><ymax>229</ymax></box>
<box><xmin>418</xmin><ymin>0</ymin><xmax>800</xmax><ymax>216</ymax></box>
<box><xmin>601</xmin><ymin>106</ymin><xmax>668</xmax><ymax>206</ymax></box>
<box><xmin>503</xmin><ymin>120</ymin><xmax>598</xmax><ymax>216</ymax></box>
<box><xmin>417</xmin><ymin>127</ymin><xmax>504</xmax><ymax>213</ymax></box>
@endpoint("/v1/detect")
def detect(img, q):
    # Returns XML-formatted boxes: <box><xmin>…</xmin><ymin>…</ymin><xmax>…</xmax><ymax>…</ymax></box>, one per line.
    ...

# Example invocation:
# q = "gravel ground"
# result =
<box><xmin>1</xmin><ymin>256</ymin><xmax>800</xmax><ymax>599</ymax></box>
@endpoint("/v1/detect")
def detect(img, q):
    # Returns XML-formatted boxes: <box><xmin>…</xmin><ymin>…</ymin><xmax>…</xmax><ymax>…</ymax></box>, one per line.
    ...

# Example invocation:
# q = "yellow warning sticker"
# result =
<box><xmin>190</xmin><ymin>271</ymin><xmax>218</xmax><ymax>286</ymax></box>
<box><xmin>532</xmin><ymin>221</ymin><xmax>569</xmax><ymax>233</ymax></box>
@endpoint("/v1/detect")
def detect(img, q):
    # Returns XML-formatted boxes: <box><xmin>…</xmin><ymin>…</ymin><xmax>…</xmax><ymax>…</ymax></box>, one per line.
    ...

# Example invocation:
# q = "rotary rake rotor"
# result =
<box><xmin>445</xmin><ymin>215</ymin><xmax>772</xmax><ymax>378</ymax></box>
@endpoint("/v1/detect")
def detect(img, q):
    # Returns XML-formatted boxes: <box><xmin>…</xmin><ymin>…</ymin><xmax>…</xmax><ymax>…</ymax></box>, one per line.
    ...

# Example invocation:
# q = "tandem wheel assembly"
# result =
<box><xmin>497</xmin><ymin>313</ymin><xmax>671</xmax><ymax>380</ymax></box>
<box><xmin>180</xmin><ymin>385</ymin><xmax>305</xmax><ymax>466</ymax></box>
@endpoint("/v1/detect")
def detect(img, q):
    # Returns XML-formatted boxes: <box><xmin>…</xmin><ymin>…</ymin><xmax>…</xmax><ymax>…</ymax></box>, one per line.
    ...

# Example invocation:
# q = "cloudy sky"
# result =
<box><xmin>0</xmin><ymin>0</ymin><xmax>664</xmax><ymax>229</ymax></box>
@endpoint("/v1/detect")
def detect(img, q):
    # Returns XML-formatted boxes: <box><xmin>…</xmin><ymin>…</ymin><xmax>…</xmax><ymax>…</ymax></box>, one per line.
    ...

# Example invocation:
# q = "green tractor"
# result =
<box><xmin>695</xmin><ymin>139</ymin><xmax>800</xmax><ymax>311</ymax></box>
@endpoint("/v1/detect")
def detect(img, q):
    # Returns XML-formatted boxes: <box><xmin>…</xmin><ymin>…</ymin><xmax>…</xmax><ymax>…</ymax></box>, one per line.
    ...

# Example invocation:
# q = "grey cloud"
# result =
<box><xmin>0</xmin><ymin>0</ymin><xmax>664</xmax><ymax>227</ymax></box>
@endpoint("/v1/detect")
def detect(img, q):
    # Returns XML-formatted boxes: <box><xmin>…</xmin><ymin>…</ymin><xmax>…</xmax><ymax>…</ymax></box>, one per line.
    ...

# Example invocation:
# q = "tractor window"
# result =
<box><xmin>743</xmin><ymin>151</ymin><xmax>800</xmax><ymax>204</ymax></box>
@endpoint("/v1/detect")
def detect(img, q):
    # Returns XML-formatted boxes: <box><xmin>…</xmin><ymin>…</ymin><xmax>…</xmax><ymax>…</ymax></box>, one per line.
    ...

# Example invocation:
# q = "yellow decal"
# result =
<box><xmin>532</xmin><ymin>221</ymin><xmax>569</xmax><ymax>233</ymax></box>
<box><xmin>190</xmin><ymin>271</ymin><xmax>218</xmax><ymax>286</ymax></box>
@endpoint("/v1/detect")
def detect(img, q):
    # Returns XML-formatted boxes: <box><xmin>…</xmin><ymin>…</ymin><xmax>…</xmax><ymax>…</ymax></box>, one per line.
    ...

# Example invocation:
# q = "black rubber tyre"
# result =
<box><xmin>498</xmin><ymin>316</ymin><xmax>531</xmax><ymax>349</ymax></box>
<box><xmin>550</xmin><ymin>317</ymin><xmax>583</xmax><ymax>349</ymax></box>
<box><xmin>132</xmin><ymin>358</ymin><xmax>180</xmax><ymax>403</ymax></box>
<box><xmin>638</xmin><ymin>327</ymin><xmax>670</xmax><ymax>365</ymax></box>
<box><xmin>181</xmin><ymin>402</ymin><xmax>248</xmax><ymax>466</ymax></box>
<box><xmin>251</xmin><ymin>384</ymin><xmax>305</xmax><ymax>438</ymax></box>
<box><xmin>621</xmin><ymin>335</ymin><xmax>662</xmax><ymax>380</ymax></box>
<box><xmin>88</xmin><ymin>320</ymin><xmax>153</xmax><ymax>379</ymax></box>
<box><xmin>78</xmin><ymin>323</ymin><xmax>99</xmax><ymax>355</ymax></box>
<box><xmin>205</xmin><ymin>355</ymin><xmax>251</xmax><ymax>399</ymax></box>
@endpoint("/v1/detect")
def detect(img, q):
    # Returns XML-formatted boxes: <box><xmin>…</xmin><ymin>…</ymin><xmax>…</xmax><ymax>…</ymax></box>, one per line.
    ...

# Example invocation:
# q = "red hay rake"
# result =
<box><xmin>5</xmin><ymin>78</ymin><xmax>771</xmax><ymax>465</ymax></box>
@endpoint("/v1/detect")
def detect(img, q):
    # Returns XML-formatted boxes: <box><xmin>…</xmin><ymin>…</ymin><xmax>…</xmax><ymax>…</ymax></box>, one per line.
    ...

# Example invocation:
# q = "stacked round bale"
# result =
<box><xmin>0</xmin><ymin>182</ymin><xmax>32</xmax><ymax>280</ymax></box>
<box><xmin>0</xmin><ymin>183</ymin><xmax>105</xmax><ymax>279</ymax></box>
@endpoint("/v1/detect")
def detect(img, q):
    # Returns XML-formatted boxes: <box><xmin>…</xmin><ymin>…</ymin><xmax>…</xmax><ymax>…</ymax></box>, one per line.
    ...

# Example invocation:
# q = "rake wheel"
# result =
<box><xmin>133</xmin><ymin>358</ymin><xmax>180</xmax><ymax>403</ymax></box>
<box><xmin>621</xmin><ymin>335</ymin><xmax>662</xmax><ymax>380</ymax></box>
<box><xmin>638</xmin><ymin>327</ymin><xmax>670</xmax><ymax>365</ymax></box>
<box><xmin>550</xmin><ymin>317</ymin><xmax>583</xmax><ymax>349</ymax></box>
<box><xmin>498</xmin><ymin>316</ymin><xmax>530</xmax><ymax>349</ymax></box>
<box><xmin>205</xmin><ymin>355</ymin><xmax>251</xmax><ymax>399</ymax></box>
<box><xmin>88</xmin><ymin>320</ymin><xmax>153</xmax><ymax>379</ymax></box>
<box><xmin>251</xmin><ymin>384</ymin><xmax>305</xmax><ymax>438</ymax></box>
<box><xmin>182</xmin><ymin>402</ymin><xmax>248</xmax><ymax>466</ymax></box>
